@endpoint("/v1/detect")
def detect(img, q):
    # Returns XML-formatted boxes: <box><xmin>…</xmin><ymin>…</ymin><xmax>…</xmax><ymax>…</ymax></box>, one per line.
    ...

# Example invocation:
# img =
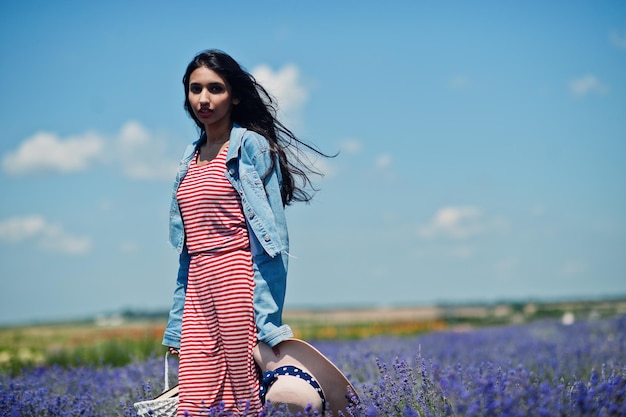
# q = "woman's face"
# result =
<box><xmin>187</xmin><ymin>66</ymin><xmax>239</xmax><ymax>131</ymax></box>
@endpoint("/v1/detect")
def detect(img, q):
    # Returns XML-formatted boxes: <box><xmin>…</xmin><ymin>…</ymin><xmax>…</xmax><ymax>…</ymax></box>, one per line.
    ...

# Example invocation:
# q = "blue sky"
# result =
<box><xmin>1</xmin><ymin>1</ymin><xmax>625</xmax><ymax>325</ymax></box>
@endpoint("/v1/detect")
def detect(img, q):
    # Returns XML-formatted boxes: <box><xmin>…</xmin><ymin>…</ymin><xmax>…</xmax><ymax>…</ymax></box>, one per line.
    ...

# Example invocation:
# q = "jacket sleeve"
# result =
<box><xmin>240</xmin><ymin>133</ymin><xmax>294</xmax><ymax>347</ymax></box>
<box><xmin>162</xmin><ymin>246</ymin><xmax>190</xmax><ymax>349</ymax></box>
<box><xmin>252</xmin><ymin>250</ymin><xmax>294</xmax><ymax>347</ymax></box>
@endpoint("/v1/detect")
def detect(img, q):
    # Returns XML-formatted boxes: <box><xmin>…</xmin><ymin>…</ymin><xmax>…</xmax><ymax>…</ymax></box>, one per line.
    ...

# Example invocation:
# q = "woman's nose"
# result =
<box><xmin>199</xmin><ymin>89</ymin><xmax>210</xmax><ymax>103</ymax></box>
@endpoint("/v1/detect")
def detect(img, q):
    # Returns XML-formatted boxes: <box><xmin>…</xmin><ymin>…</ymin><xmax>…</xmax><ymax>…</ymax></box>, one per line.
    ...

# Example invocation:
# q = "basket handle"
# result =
<box><xmin>164</xmin><ymin>351</ymin><xmax>170</xmax><ymax>390</ymax></box>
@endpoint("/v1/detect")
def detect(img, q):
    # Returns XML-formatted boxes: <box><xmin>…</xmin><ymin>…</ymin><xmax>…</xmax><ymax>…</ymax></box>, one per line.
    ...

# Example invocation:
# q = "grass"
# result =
<box><xmin>3</xmin><ymin>297</ymin><xmax>624</xmax><ymax>374</ymax></box>
<box><xmin>0</xmin><ymin>321</ymin><xmax>166</xmax><ymax>375</ymax></box>
<box><xmin>0</xmin><ymin>317</ymin><xmax>448</xmax><ymax>374</ymax></box>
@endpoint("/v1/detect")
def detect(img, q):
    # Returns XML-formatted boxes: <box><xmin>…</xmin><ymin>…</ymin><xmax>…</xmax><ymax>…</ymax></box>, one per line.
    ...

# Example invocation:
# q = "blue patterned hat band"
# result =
<box><xmin>259</xmin><ymin>365</ymin><xmax>326</xmax><ymax>407</ymax></box>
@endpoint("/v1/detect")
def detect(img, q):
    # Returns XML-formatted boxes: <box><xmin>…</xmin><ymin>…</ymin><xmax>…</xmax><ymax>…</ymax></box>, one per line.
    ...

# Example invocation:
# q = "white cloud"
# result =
<box><xmin>569</xmin><ymin>75</ymin><xmax>608</xmax><ymax>97</ymax></box>
<box><xmin>115</xmin><ymin>121</ymin><xmax>179</xmax><ymax>180</ymax></box>
<box><xmin>252</xmin><ymin>64</ymin><xmax>308</xmax><ymax>129</ymax></box>
<box><xmin>418</xmin><ymin>205</ymin><xmax>508</xmax><ymax>240</ymax></box>
<box><xmin>119</xmin><ymin>241</ymin><xmax>140</xmax><ymax>254</ymax></box>
<box><xmin>409</xmin><ymin>243</ymin><xmax>476</xmax><ymax>260</ymax></box>
<box><xmin>339</xmin><ymin>139</ymin><xmax>363</xmax><ymax>155</ymax></box>
<box><xmin>375</xmin><ymin>153</ymin><xmax>392</xmax><ymax>169</ymax></box>
<box><xmin>0</xmin><ymin>216</ymin><xmax>91</xmax><ymax>255</ymax></box>
<box><xmin>559</xmin><ymin>260</ymin><xmax>587</xmax><ymax>277</ymax></box>
<box><xmin>97</xmin><ymin>199</ymin><xmax>113</xmax><ymax>212</ymax></box>
<box><xmin>311</xmin><ymin>156</ymin><xmax>335</xmax><ymax>179</ymax></box>
<box><xmin>119</xmin><ymin>120</ymin><xmax>150</xmax><ymax>147</ymax></box>
<box><xmin>0</xmin><ymin>216</ymin><xmax>47</xmax><ymax>241</ymax></box>
<box><xmin>494</xmin><ymin>256</ymin><xmax>519</xmax><ymax>276</ymax></box>
<box><xmin>448</xmin><ymin>75</ymin><xmax>471</xmax><ymax>90</ymax></box>
<box><xmin>610</xmin><ymin>28</ymin><xmax>626</xmax><ymax>50</ymax></box>
<box><xmin>448</xmin><ymin>244</ymin><xmax>475</xmax><ymax>260</ymax></box>
<box><xmin>2</xmin><ymin>121</ymin><xmax>178</xmax><ymax>180</ymax></box>
<box><xmin>419</xmin><ymin>206</ymin><xmax>482</xmax><ymax>239</ymax></box>
<box><xmin>2</xmin><ymin>131</ymin><xmax>104</xmax><ymax>174</ymax></box>
<box><xmin>530</xmin><ymin>203</ymin><xmax>546</xmax><ymax>217</ymax></box>
<box><xmin>290</xmin><ymin>148</ymin><xmax>335</xmax><ymax>184</ymax></box>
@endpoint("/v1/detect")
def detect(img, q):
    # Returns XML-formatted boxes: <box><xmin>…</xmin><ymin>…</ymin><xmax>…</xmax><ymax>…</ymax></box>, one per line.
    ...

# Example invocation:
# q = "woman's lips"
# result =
<box><xmin>198</xmin><ymin>108</ymin><xmax>213</xmax><ymax>118</ymax></box>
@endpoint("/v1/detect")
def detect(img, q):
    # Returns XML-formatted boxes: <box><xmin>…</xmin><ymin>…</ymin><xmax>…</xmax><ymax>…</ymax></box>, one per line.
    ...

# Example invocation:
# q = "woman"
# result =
<box><xmin>162</xmin><ymin>50</ymin><xmax>323</xmax><ymax>416</ymax></box>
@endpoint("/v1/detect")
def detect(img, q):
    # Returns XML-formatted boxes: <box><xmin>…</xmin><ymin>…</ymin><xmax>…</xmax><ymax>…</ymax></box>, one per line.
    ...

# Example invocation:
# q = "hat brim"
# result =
<box><xmin>254</xmin><ymin>338</ymin><xmax>358</xmax><ymax>415</ymax></box>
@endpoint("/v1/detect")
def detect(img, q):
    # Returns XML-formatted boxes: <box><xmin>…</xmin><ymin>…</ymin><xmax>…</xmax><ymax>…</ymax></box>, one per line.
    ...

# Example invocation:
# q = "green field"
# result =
<box><xmin>2</xmin><ymin>297</ymin><xmax>624</xmax><ymax>374</ymax></box>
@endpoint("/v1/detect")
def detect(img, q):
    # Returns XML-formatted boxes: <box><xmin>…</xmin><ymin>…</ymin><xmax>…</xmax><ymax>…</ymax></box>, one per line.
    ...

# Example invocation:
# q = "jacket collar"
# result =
<box><xmin>226</xmin><ymin>124</ymin><xmax>246</xmax><ymax>163</ymax></box>
<box><xmin>193</xmin><ymin>124</ymin><xmax>245</xmax><ymax>164</ymax></box>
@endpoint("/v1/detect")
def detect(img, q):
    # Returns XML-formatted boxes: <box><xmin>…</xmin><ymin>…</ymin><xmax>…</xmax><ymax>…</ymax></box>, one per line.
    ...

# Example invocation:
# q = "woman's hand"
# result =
<box><xmin>168</xmin><ymin>347</ymin><xmax>179</xmax><ymax>356</ymax></box>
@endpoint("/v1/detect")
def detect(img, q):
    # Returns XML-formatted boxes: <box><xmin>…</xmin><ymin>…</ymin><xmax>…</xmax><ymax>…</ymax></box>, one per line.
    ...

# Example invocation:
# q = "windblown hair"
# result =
<box><xmin>183</xmin><ymin>49</ymin><xmax>328</xmax><ymax>205</ymax></box>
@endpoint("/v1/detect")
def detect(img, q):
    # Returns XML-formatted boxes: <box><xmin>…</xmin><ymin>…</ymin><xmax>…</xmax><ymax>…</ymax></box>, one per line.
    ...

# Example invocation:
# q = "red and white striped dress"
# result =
<box><xmin>176</xmin><ymin>145</ymin><xmax>261</xmax><ymax>416</ymax></box>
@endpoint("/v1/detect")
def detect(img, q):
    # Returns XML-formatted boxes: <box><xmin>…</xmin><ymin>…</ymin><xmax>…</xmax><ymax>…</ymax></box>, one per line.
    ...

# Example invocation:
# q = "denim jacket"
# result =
<box><xmin>163</xmin><ymin>125</ymin><xmax>293</xmax><ymax>348</ymax></box>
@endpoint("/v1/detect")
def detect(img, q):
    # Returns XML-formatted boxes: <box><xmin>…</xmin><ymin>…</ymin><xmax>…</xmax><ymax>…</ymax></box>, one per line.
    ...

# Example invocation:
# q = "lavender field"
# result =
<box><xmin>1</xmin><ymin>315</ymin><xmax>625</xmax><ymax>416</ymax></box>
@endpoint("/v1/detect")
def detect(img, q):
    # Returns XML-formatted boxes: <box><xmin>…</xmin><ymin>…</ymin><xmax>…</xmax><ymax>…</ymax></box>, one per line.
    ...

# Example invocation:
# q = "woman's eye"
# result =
<box><xmin>209</xmin><ymin>85</ymin><xmax>224</xmax><ymax>93</ymax></box>
<box><xmin>190</xmin><ymin>85</ymin><xmax>202</xmax><ymax>94</ymax></box>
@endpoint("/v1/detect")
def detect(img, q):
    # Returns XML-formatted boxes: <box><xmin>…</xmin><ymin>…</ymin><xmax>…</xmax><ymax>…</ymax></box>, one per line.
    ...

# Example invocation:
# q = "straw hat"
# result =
<box><xmin>253</xmin><ymin>338</ymin><xmax>358</xmax><ymax>415</ymax></box>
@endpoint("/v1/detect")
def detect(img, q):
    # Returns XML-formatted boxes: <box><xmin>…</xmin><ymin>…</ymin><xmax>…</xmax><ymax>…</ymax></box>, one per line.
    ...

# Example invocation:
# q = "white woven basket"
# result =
<box><xmin>134</xmin><ymin>352</ymin><xmax>178</xmax><ymax>417</ymax></box>
<box><xmin>134</xmin><ymin>396</ymin><xmax>178</xmax><ymax>417</ymax></box>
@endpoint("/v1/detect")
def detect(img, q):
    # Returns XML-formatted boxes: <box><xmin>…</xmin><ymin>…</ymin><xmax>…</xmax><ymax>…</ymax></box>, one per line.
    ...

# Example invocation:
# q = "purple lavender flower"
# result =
<box><xmin>1</xmin><ymin>316</ymin><xmax>624</xmax><ymax>416</ymax></box>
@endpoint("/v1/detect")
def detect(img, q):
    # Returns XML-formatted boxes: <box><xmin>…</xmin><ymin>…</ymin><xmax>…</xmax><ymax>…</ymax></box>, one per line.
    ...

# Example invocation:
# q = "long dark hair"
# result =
<box><xmin>183</xmin><ymin>49</ymin><xmax>328</xmax><ymax>205</ymax></box>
